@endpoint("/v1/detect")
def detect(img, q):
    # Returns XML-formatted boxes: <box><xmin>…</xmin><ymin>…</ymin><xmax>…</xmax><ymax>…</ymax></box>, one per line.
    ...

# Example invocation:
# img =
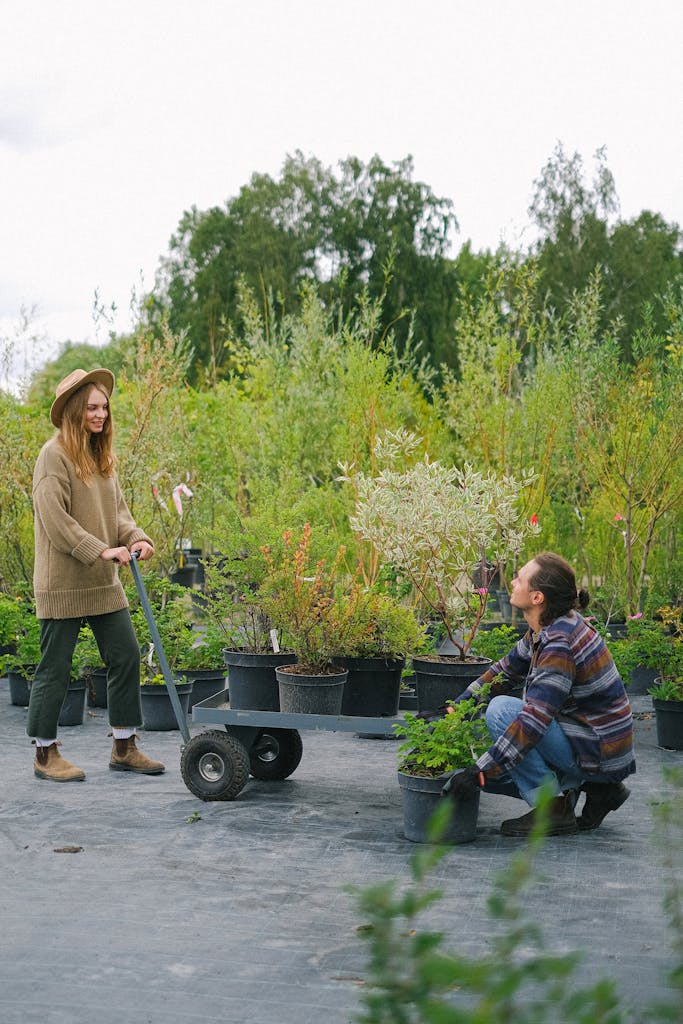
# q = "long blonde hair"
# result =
<box><xmin>58</xmin><ymin>384</ymin><xmax>116</xmax><ymax>482</ymax></box>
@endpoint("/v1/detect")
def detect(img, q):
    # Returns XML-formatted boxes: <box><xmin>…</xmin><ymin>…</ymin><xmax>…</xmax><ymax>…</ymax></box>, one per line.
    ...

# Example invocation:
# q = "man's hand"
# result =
<box><xmin>441</xmin><ymin>766</ymin><xmax>484</xmax><ymax>800</ymax></box>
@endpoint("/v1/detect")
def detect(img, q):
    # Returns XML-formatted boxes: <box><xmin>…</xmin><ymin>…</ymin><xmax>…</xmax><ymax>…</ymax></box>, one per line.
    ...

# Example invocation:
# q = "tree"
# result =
<box><xmin>604</xmin><ymin>211</ymin><xmax>683</xmax><ymax>347</ymax></box>
<box><xmin>528</xmin><ymin>142</ymin><xmax>683</xmax><ymax>350</ymax></box>
<box><xmin>152</xmin><ymin>153</ymin><xmax>464</xmax><ymax>379</ymax></box>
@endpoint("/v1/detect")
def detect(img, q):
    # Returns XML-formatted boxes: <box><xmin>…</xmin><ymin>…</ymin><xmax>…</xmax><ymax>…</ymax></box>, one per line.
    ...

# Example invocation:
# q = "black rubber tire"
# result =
<box><xmin>180</xmin><ymin>730</ymin><xmax>250</xmax><ymax>801</ymax></box>
<box><xmin>248</xmin><ymin>728</ymin><xmax>303</xmax><ymax>781</ymax></box>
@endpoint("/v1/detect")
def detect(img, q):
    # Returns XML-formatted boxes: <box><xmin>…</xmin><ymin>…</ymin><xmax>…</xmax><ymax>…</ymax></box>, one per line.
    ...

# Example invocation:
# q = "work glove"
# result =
<box><xmin>441</xmin><ymin>766</ymin><xmax>484</xmax><ymax>800</ymax></box>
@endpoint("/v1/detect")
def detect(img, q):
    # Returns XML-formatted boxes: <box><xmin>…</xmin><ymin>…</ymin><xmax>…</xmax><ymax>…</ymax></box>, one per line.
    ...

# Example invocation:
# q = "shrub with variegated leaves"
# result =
<box><xmin>349</xmin><ymin>430</ymin><xmax>540</xmax><ymax>658</ymax></box>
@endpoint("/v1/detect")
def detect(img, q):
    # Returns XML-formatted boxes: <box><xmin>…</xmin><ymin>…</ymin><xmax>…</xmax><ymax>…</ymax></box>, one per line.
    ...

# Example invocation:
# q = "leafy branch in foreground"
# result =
<box><xmin>350</xmin><ymin>777</ymin><xmax>683</xmax><ymax>1023</ymax></box>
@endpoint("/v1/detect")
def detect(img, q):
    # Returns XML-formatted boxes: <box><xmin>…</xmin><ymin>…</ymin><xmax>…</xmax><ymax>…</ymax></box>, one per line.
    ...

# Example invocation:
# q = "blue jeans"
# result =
<box><xmin>483</xmin><ymin>695</ymin><xmax>614</xmax><ymax>807</ymax></box>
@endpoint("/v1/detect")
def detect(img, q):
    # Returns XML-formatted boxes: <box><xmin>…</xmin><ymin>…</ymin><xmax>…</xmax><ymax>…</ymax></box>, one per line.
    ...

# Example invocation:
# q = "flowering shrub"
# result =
<box><xmin>349</xmin><ymin>431</ymin><xmax>540</xmax><ymax>658</ymax></box>
<box><xmin>259</xmin><ymin>524</ymin><xmax>376</xmax><ymax>673</ymax></box>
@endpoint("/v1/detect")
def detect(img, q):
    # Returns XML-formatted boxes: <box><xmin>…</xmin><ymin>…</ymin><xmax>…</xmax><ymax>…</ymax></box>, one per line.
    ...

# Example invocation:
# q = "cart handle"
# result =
<box><xmin>128</xmin><ymin>550</ymin><xmax>191</xmax><ymax>745</ymax></box>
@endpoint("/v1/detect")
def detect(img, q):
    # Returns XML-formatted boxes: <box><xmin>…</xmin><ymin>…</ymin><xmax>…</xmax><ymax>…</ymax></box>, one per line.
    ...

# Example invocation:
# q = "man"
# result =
<box><xmin>442</xmin><ymin>552</ymin><xmax>635</xmax><ymax>836</ymax></box>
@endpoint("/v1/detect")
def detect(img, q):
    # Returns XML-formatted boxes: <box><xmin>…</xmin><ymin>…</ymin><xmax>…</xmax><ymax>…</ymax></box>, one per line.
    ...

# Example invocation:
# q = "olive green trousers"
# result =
<box><xmin>27</xmin><ymin>609</ymin><xmax>142</xmax><ymax>739</ymax></box>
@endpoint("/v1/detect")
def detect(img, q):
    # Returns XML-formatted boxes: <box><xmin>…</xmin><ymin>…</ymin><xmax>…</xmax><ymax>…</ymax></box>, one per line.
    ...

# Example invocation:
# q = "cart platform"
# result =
<box><xmin>180</xmin><ymin>689</ymin><xmax>405</xmax><ymax>801</ymax></box>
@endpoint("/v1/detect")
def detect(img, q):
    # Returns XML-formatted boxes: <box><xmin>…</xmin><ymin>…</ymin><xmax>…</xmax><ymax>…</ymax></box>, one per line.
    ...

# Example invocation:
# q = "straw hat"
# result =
<box><xmin>50</xmin><ymin>368</ymin><xmax>116</xmax><ymax>427</ymax></box>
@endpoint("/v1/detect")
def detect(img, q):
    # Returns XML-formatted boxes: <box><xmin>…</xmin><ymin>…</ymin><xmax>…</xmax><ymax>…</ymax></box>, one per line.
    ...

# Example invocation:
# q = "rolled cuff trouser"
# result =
<box><xmin>483</xmin><ymin>695</ymin><xmax>615</xmax><ymax>807</ymax></box>
<box><xmin>27</xmin><ymin>609</ymin><xmax>143</xmax><ymax>740</ymax></box>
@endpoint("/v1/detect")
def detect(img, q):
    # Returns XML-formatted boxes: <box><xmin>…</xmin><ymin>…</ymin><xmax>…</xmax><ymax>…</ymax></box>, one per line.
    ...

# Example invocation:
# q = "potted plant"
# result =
<box><xmin>1</xmin><ymin>599</ymin><xmax>42</xmax><ymax>707</ymax></box>
<box><xmin>259</xmin><ymin>524</ymin><xmax>372</xmax><ymax>715</ymax></box>
<box><xmin>335</xmin><ymin>591</ymin><xmax>427</xmax><ymax>717</ymax></box>
<box><xmin>644</xmin><ymin>607</ymin><xmax>683</xmax><ymax>750</ymax></box>
<box><xmin>394</xmin><ymin>692</ymin><xmax>491</xmax><ymax>844</ymax></box>
<box><xmin>175</xmin><ymin>621</ymin><xmax>228</xmax><ymax>707</ymax></box>
<box><xmin>606</xmin><ymin>614</ymin><xmax>668</xmax><ymax>694</ymax></box>
<box><xmin>0</xmin><ymin>592</ymin><xmax>24</xmax><ymax>657</ymax></box>
<box><xmin>350</xmin><ymin>430</ymin><xmax>540</xmax><ymax>710</ymax></box>
<box><xmin>201</xmin><ymin>551</ymin><xmax>294</xmax><ymax>711</ymax></box>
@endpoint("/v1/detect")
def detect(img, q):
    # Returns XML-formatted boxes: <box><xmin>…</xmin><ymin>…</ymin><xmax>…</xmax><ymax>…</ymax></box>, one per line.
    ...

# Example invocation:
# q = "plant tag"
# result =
<box><xmin>269</xmin><ymin>629</ymin><xmax>280</xmax><ymax>653</ymax></box>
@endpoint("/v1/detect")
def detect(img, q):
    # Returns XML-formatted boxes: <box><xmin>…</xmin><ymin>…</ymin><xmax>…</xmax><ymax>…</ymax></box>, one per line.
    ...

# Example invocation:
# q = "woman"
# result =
<box><xmin>27</xmin><ymin>368</ymin><xmax>165</xmax><ymax>782</ymax></box>
<box><xmin>442</xmin><ymin>552</ymin><xmax>635</xmax><ymax>836</ymax></box>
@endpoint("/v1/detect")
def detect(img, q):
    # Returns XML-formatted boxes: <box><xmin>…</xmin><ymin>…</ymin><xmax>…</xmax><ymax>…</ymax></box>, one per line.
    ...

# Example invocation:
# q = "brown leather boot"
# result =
<box><xmin>109</xmin><ymin>735</ymin><xmax>165</xmax><ymax>775</ymax></box>
<box><xmin>501</xmin><ymin>792</ymin><xmax>578</xmax><ymax>837</ymax></box>
<box><xmin>34</xmin><ymin>742</ymin><xmax>86</xmax><ymax>782</ymax></box>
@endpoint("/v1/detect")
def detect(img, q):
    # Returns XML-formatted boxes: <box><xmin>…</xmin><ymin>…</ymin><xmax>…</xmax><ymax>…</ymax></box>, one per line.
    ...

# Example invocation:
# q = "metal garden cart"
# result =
<box><xmin>181</xmin><ymin>693</ymin><xmax>404</xmax><ymax>801</ymax></box>
<box><xmin>128</xmin><ymin>553</ymin><xmax>404</xmax><ymax>803</ymax></box>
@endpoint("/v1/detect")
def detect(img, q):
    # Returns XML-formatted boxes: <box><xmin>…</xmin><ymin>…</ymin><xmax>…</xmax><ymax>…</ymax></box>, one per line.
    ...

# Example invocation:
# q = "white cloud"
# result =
<box><xmin>1</xmin><ymin>0</ymin><xmax>682</xmax><ymax>366</ymax></box>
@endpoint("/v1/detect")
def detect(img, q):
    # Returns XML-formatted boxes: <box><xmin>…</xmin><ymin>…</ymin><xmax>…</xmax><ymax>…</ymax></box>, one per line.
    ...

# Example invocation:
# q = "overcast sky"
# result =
<box><xmin>2</xmin><ymin>0</ymin><xmax>682</xmax><ymax>384</ymax></box>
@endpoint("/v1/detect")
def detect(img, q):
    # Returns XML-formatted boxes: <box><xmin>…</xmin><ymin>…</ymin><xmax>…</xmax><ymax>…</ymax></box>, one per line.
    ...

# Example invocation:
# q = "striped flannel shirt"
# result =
<box><xmin>474</xmin><ymin>610</ymin><xmax>636</xmax><ymax>782</ymax></box>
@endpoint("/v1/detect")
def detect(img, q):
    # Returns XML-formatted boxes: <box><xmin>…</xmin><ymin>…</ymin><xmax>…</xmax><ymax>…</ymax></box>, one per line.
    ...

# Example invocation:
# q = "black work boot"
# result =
<box><xmin>577</xmin><ymin>781</ymin><xmax>630</xmax><ymax>831</ymax></box>
<box><xmin>501</xmin><ymin>793</ymin><xmax>578</xmax><ymax>837</ymax></box>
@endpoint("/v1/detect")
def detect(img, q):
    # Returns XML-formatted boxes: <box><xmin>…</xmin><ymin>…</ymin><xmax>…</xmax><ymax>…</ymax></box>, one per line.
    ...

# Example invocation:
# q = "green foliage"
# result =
<box><xmin>650</xmin><ymin>677</ymin><xmax>683</xmax><ymax>702</ymax></box>
<box><xmin>395</xmin><ymin>697</ymin><xmax>490</xmax><ymax>776</ymax></box>
<box><xmin>471</xmin><ymin>625</ymin><xmax>524</xmax><ymax>662</ymax></box>
<box><xmin>338</xmin><ymin>591</ymin><xmax>427</xmax><ymax>660</ymax></box>
<box><xmin>71</xmin><ymin>624</ymin><xmax>105</xmax><ymax>679</ymax></box>
<box><xmin>609</xmin><ymin>611</ymin><xmax>683</xmax><ymax>691</ymax></box>
<box><xmin>175</xmin><ymin>622</ymin><xmax>226</xmax><ymax>671</ymax></box>
<box><xmin>0</xmin><ymin>592</ymin><xmax>25</xmax><ymax>647</ymax></box>
<box><xmin>527</xmin><ymin>142</ymin><xmax>683</xmax><ymax>349</ymax></box>
<box><xmin>571</xmin><ymin>310</ymin><xmax>683</xmax><ymax>616</ymax></box>
<box><xmin>258</xmin><ymin>523</ymin><xmax>375</xmax><ymax>672</ymax></box>
<box><xmin>112</xmin><ymin>322</ymin><xmax>198</xmax><ymax>573</ymax></box>
<box><xmin>0</xmin><ymin>392</ymin><xmax>50</xmax><ymax>588</ymax></box>
<box><xmin>350</xmin><ymin>775</ymin><xmax>683</xmax><ymax>1022</ymax></box>
<box><xmin>127</xmin><ymin>574</ymin><xmax>195</xmax><ymax>679</ymax></box>
<box><xmin>4</xmin><ymin>204</ymin><xmax>682</xmax><ymax>665</ymax></box>
<box><xmin>200</xmin><ymin>552</ymin><xmax>275</xmax><ymax>654</ymax></box>
<box><xmin>351</xmin><ymin>429</ymin><xmax>540</xmax><ymax>655</ymax></box>
<box><xmin>153</xmin><ymin>152</ymin><xmax>462</xmax><ymax>379</ymax></box>
<box><xmin>0</xmin><ymin>596</ymin><xmax>41</xmax><ymax>674</ymax></box>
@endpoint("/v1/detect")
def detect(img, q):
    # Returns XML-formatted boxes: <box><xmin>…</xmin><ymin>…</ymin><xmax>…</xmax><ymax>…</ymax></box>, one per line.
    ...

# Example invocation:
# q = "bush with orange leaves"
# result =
<box><xmin>259</xmin><ymin>523</ymin><xmax>379</xmax><ymax>674</ymax></box>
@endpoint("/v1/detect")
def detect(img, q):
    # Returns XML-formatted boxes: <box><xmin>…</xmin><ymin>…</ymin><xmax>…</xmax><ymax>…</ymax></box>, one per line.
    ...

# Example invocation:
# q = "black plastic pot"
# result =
<box><xmin>275</xmin><ymin>666</ymin><xmax>347</xmax><ymax>715</ymax></box>
<box><xmin>653</xmin><ymin>698</ymin><xmax>683</xmax><ymax>750</ymax></box>
<box><xmin>412</xmin><ymin>655</ymin><xmax>492</xmax><ymax>712</ymax></box>
<box><xmin>140</xmin><ymin>682</ymin><xmax>192</xmax><ymax>731</ymax></box>
<box><xmin>336</xmin><ymin>656</ymin><xmax>404</xmax><ymax>717</ymax></box>
<box><xmin>495</xmin><ymin>589</ymin><xmax>512</xmax><ymax>623</ymax></box>
<box><xmin>86</xmin><ymin>668</ymin><xmax>108</xmax><ymax>708</ymax></box>
<box><xmin>223</xmin><ymin>649</ymin><xmax>295</xmax><ymax>711</ymax></box>
<box><xmin>628</xmin><ymin>666</ymin><xmax>659</xmax><ymax>696</ymax></box>
<box><xmin>177</xmin><ymin>668</ymin><xmax>227</xmax><ymax>707</ymax></box>
<box><xmin>399</xmin><ymin>675</ymin><xmax>418</xmax><ymax>711</ymax></box>
<box><xmin>398</xmin><ymin>770</ymin><xmax>480</xmax><ymax>844</ymax></box>
<box><xmin>8</xmin><ymin>669</ymin><xmax>33</xmax><ymax>707</ymax></box>
<box><xmin>58</xmin><ymin>679</ymin><xmax>87</xmax><ymax>726</ymax></box>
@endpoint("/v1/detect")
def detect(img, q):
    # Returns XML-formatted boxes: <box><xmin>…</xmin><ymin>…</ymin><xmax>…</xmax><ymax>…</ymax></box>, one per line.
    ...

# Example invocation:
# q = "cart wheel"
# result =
<box><xmin>248</xmin><ymin>728</ymin><xmax>303</xmax><ymax>781</ymax></box>
<box><xmin>181</xmin><ymin>730</ymin><xmax>250</xmax><ymax>801</ymax></box>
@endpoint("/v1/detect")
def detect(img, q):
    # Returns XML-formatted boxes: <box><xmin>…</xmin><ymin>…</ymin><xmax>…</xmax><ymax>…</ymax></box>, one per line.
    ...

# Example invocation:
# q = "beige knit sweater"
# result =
<box><xmin>32</xmin><ymin>437</ymin><xmax>152</xmax><ymax>619</ymax></box>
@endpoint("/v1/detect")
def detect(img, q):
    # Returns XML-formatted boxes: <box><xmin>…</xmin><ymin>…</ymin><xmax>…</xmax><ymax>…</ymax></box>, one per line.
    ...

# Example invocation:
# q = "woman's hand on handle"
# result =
<box><xmin>130</xmin><ymin>540</ymin><xmax>154</xmax><ymax>561</ymax></box>
<box><xmin>101</xmin><ymin>546</ymin><xmax>133</xmax><ymax>564</ymax></box>
<box><xmin>101</xmin><ymin>541</ymin><xmax>154</xmax><ymax>564</ymax></box>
